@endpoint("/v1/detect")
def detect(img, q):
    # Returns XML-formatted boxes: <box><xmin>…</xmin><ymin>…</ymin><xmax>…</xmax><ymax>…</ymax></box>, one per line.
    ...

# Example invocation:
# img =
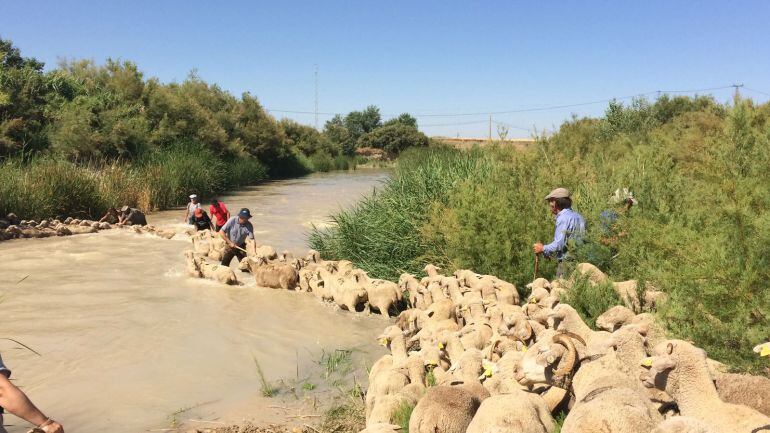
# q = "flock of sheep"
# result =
<box><xmin>6</xmin><ymin>216</ymin><xmax>767</xmax><ymax>433</ymax></box>
<box><xmin>183</xmin><ymin>229</ymin><xmax>770</xmax><ymax>433</ymax></box>
<box><xmin>0</xmin><ymin>213</ymin><xmax>176</xmax><ymax>241</ymax></box>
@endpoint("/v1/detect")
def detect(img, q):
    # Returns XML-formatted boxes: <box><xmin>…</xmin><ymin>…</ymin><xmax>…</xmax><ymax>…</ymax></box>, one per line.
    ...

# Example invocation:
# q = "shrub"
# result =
<box><xmin>357</xmin><ymin>124</ymin><xmax>429</xmax><ymax>157</ymax></box>
<box><xmin>312</xmin><ymin>97</ymin><xmax>770</xmax><ymax>372</ymax></box>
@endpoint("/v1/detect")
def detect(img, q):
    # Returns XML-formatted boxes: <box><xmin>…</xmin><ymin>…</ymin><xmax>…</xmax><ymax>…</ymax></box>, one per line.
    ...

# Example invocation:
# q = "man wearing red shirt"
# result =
<box><xmin>209</xmin><ymin>199</ymin><xmax>230</xmax><ymax>232</ymax></box>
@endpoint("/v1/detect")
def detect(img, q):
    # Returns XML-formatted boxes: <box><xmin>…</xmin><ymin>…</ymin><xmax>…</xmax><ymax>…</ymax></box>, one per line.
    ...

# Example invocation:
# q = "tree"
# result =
<box><xmin>344</xmin><ymin>105</ymin><xmax>382</xmax><ymax>141</ymax></box>
<box><xmin>383</xmin><ymin>113</ymin><xmax>417</xmax><ymax>128</ymax></box>
<box><xmin>357</xmin><ymin>123</ymin><xmax>428</xmax><ymax>157</ymax></box>
<box><xmin>324</xmin><ymin>114</ymin><xmax>355</xmax><ymax>155</ymax></box>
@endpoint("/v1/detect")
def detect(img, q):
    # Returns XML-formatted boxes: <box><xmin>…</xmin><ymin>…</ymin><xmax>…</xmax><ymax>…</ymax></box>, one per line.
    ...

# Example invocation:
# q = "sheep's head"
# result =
<box><xmin>640</xmin><ymin>340</ymin><xmax>708</xmax><ymax>394</ymax></box>
<box><xmin>351</xmin><ymin>269</ymin><xmax>369</xmax><ymax>283</ymax></box>
<box><xmin>376</xmin><ymin>325</ymin><xmax>408</xmax><ymax>348</ymax></box>
<box><xmin>515</xmin><ymin>331</ymin><xmax>579</xmax><ymax>388</ymax></box>
<box><xmin>305</xmin><ymin>249</ymin><xmax>320</xmax><ymax>263</ymax></box>
<box><xmin>596</xmin><ymin>305</ymin><xmax>636</xmax><ymax>332</ymax></box>
<box><xmin>423</xmin><ymin>263</ymin><xmax>440</xmax><ymax>277</ymax></box>
<box><xmin>526</xmin><ymin>277</ymin><xmax>551</xmax><ymax>292</ymax></box>
<box><xmin>398</xmin><ymin>273</ymin><xmax>414</xmax><ymax>288</ymax></box>
<box><xmin>323</xmin><ymin>261</ymin><xmax>337</xmax><ymax>273</ymax></box>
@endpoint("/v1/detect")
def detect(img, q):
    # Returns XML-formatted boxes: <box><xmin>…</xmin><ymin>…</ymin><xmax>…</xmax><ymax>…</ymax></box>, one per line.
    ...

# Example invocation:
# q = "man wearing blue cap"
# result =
<box><xmin>219</xmin><ymin>208</ymin><xmax>255</xmax><ymax>267</ymax></box>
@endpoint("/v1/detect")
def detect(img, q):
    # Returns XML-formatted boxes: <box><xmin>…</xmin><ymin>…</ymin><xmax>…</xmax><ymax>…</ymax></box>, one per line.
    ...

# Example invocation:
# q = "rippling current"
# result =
<box><xmin>0</xmin><ymin>168</ymin><xmax>390</xmax><ymax>432</ymax></box>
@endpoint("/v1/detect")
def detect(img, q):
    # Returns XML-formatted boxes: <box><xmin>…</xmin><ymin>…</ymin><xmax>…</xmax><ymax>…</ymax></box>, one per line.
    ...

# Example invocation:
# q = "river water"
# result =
<box><xmin>0</xmin><ymin>168</ymin><xmax>390</xmax><ymax>432</ymax></box>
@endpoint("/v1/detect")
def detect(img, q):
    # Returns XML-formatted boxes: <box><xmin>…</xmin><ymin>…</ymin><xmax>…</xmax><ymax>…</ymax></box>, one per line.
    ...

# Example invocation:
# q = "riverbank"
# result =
<box><xmin>310</xmin><ymin>96</ymin><xmax>770</xmax><ymax>374</ymax></box>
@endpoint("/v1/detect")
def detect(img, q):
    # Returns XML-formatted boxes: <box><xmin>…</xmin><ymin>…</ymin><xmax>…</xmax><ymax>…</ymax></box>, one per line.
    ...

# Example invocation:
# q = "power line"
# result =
<box><xmin>266</xmin><ymin>84</ymin><xmax>737</xmax><ymax>119</ymax></box>
<box><xmin>744</xmin><ymin>87</ymin><xmax>770</xmax><ymax>98</ymax></box>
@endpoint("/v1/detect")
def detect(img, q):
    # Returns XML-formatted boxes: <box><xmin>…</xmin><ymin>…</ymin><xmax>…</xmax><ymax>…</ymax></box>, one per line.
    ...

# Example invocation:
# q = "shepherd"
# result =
<box><xmin>185</xmin><ymin>194</ymin><xmax>202</xmax><ymax>225</ymax></box>
<box><xmin>219</xmin><ymin>208</ymin><xmax>255</xmax><ymax>267</ymax></box>
<box><xmin>209</xmin><ymin>199</ymin><xmax>230</xmax><ymax>232</ymax></box>
<box><xmin>533</xmin><ymin>187</ymin><xmax>585</xmax><ymax>278</ymax></box>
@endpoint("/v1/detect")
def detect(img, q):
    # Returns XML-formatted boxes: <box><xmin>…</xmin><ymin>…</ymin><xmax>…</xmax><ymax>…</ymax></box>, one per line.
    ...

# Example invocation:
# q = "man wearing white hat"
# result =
<box><xmin>185</xmin><ymin>194</ymin><xmax>202</xmax><ymax>225</ymax></box>
<box><xmin>600</xmin><ymin>187</ymin><xmax>638</xmax><ymax>245</ymax></box>
<box><xmin>533</xmin><ymin>187</ymin><xmax>586</xmax><ymax>277</ymax></box>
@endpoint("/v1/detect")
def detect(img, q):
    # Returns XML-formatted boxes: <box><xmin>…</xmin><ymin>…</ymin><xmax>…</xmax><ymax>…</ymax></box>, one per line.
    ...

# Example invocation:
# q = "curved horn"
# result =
<box><xmin>551</xmin><ymin>334</ymin><xmax>577</xmax><ymax>377</ymax></box>
<box><xmin>666</xmin><ymin>342</ymin><xmax>674</xmax><ymax>355</ymax></box>
<box><xmin>558</xmin><ymin>330</ymin><xmax>587</xmax><ymax>347</ymax></box>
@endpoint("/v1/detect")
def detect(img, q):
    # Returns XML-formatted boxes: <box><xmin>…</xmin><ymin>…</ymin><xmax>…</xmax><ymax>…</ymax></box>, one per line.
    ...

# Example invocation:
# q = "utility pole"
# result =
<box><xmin>314</xmin><ymin>64</ymin><xmax>319</xmax><ymax>129</ymax></box>
<box><xmin>732</xmin><ymin>83</ymin><xmax>744</xmax><ymax>103</ymax></box>
<box><xmin>488</xmin><ymin>114</ymin><xmax>492</xmax><ymax>142</ymax></box>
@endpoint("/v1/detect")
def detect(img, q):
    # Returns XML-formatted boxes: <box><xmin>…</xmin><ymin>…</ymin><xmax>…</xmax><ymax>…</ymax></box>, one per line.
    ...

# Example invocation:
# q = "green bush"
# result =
<box><xmin>357</xmin><ymin>124</ymin><xmax>429</xmax><ymax>157</ymax></box>
<box><xmin>0</xmin><ymin>146</ymin><xmax>268</xmax><ymax>219</ymax></box>
<box><xmin>312</xmin><ymin>96</ymin><xmax>770</xmax><ymax>373</ymax></box>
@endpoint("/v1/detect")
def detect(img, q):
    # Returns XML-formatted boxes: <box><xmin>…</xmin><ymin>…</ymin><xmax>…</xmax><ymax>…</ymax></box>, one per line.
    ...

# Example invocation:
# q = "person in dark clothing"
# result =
<box><xmin>219</xmin><ymin>208</ymin><xmax>255</xmax><ymax>267</ymax></box>
<box><xmin>192</xmin><ymin>208</ymin><xmax>214</xmax><ymax>231</ymax></box>
<box><xmin>117</xmin><ymin>205</ymin><xmax>147</xmax><ymax>226</ymax></box>
<box><xmin>98</xmin><ymin>207</ymin><xmax>119</xmax><ymax>224</ymax></box>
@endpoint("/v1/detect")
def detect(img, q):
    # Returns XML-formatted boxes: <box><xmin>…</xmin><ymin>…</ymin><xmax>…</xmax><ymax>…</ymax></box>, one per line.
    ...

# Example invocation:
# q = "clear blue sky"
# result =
<box><xmin>2</xmin><ymin>1</ymin><xmax>769</xmax><ymax>137</ymax></box>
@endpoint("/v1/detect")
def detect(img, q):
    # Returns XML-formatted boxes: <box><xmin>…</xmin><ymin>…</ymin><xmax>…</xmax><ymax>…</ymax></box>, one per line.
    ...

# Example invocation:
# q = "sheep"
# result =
<box><xmin>613</xmin><ymin>280</ymin><xmax>642</xmax><ymax>312</ymax></box>
<box><xmin>408</xmin><ymin>386</ymin><xmax>481</xmax><ymax>433</ymax></box>
<box><xmin>186</xmin><ymin>251</ymin><xmax>239</xmax><ymax>285</ymax></box>
<box><xmin>398</xmin><ymin>273</ymin><xmax>421</xmax><ymax>308</ymax></box>
<box><xmin>559</xmin><ymin>337</ymin><xmax>662</xmax><ymax>433</ymax></box>
<box><xmin>479</xmin><ymin>350</ymin><xmax>528</xmax><ymax>396</ymax></box>
<box><xmin>368</xmin><ymin>356</ymin><xmax>426</xmax><ymax>426</ymax></box>
<box><xmin>329</xmin><ymin>272</ymin><xmax>368</xmax><ymax>312</ymax></box>
<box><xmin>247</xmin><ymin>257</ymin><xmax>299</xmax><ymax>290</ymax></box>
<box><xmin>465</xmin><ymin>391</ymin><xmax>556</xmax><ymax>433</ymax></box>
<box><xmin>652</xmin><ymin>417</ymin><xmax>719</xmax><ymax>433</ymax></box>
<box><xmin>358</xmin><ymin>424</ymin><xmax>402</xmax><ymax>433</ymax></box>
<box><xmin>641</xmin><ymin>340</ymin><xmax>770</xmax><ymax>433</ymax></box>
<box><xmin>546</xmin><ymin>304</ymin><xmax>611</xmax><ymax>354</ymax></box>
<box><xmin>358</xmin><ymin>271</ymin><xmax>403</xmax><ymax>318</ymax></box>
<box><xmin>572</xmin><ymin>262</ymin><xmax>609</xmax><ymax>285</ymax></box>
<box><xmin>596</xmin><ymin>305</ymin><xmax>636</xmax><ymax>332</ymax></box>
<box><xmin>713</xmin><ymin>372</ymin><xmax>770</xmax><ymax>417</ymax></box>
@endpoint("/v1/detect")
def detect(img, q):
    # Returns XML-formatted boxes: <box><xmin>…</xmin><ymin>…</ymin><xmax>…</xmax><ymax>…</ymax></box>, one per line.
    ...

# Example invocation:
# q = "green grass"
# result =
<box><xmin>318</xmin><ymin>348</ymin><xmax>354</xmax><ymax>381</ymax></box>
<box><xmin>252</xmin><ymin>355</ymin><xmax>279</xmax><ymax>397</ymax></box>
<box><xmin>0</xmin><ymin>145</ymin><xmax>267</xmax><ymax>220</ymax></box>
<box><xmin>392</xmin><ymin>400</ymin><xmax>415</xmax><ymax>432</ymax></box>
<box><xmin>561</xmin><ymin>275</ymin><xmax>622</xmax><ymax>328</ymax></box>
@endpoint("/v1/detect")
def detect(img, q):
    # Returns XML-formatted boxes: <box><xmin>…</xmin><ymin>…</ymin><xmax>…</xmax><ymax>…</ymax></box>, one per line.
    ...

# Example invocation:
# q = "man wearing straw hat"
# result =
<box><xmin>219</xmin><ymin>208</ymin><xmax>255</xmax><ymax>267</ymax></box>
<box><xmin>533</xmin><ymin>187</ymin><xmax>586</xmax><ymax>278</ymax></box>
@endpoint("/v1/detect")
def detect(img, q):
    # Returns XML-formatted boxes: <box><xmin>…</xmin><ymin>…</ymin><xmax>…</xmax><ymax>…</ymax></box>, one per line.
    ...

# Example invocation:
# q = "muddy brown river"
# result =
<box><xmin>0</xmin><ymin>169</ymin><xmax>390</xmax><ymax>432</ymax></box>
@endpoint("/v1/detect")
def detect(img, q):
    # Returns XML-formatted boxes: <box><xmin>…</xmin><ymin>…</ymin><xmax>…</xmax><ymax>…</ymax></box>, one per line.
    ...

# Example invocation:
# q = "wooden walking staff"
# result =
<box><xmin>533</xmin><ymin>252</ymin><xmax>540</xmax><ymax>280</ymax></box>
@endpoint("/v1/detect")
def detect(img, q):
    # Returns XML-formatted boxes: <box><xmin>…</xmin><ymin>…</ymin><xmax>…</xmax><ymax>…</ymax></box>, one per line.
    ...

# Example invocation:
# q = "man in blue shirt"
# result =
<box><xmin>219</xmin><ymin>208</ymin><xmax>255</xmax><ymax>267</ymax></box>
<box><xmin>533</xmin><ymin>187</ymin><xmax>586</xmax><ymax>277</ymax></box>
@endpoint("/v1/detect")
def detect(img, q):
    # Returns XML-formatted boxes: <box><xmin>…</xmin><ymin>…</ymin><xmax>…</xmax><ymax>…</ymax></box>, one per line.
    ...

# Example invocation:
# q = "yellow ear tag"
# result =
<box><xmin>521</xmin><ymin>345</ymin><xmax>528</xmax><ymax>352</ymax></box>
<box><xmin>529</xmin><ymin>298</ymin><xmax>538</xmax><ymax>304</ymax></box>
<box><xmin>761</xmin><ymin>346</ymin><xmax>770</xmax><ymax>357</ymax></box>
<box><xmin>641</xmin><ymin>357</ymin><xmax>653</xmax><ymax>367</ymax></box>
<box><xmin>484</xmin><ymin>368</ymin><xmax>493</xmax><ymax>377</ymax></box>
<box><xmin>378</xmin><ymin>338</ymin><xmax>388</xmax><ymax>346</ymax></box>
<box><xmin>438</xmin><ymin>342</ymin><xmax>445</xmax><ymax>349</ymax></box>
<box><xmin>546</xmin><ymin>355</ymin><xmax>555</xmax><ymax>364</ymax></box>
